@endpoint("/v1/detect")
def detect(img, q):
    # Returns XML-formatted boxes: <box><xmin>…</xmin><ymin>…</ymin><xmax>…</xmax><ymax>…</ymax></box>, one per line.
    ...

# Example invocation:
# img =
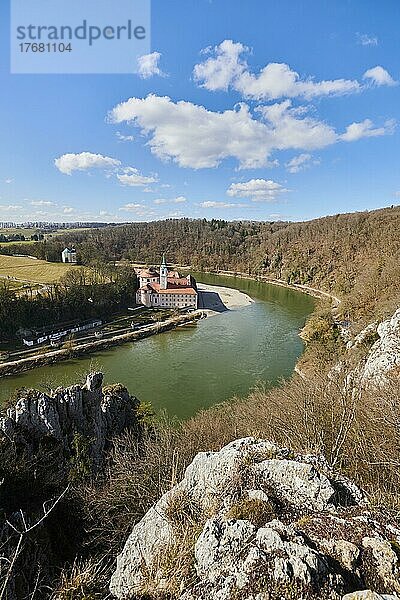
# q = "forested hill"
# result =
<box><xmin>4</xmin><ymin>205</ymin><xmax>400</xmax><ymax>322</ymax></box>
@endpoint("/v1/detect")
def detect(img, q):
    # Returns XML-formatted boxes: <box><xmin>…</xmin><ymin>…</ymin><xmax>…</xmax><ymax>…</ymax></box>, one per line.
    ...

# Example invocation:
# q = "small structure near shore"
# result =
<box><xmin>136</xmin><ymin>255</ymin><xmax>198</xmax><ymax>310</ymax></box>
<box><xmin>22</xmin><ymin>318</ymin><xmax>102</xmax><ymax>347</ymax></box>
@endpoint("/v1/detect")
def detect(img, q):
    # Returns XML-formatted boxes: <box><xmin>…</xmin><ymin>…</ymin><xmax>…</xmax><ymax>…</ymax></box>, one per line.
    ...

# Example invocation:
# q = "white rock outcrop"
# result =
<box><xmin>0</xmin><ymin>373</ymin><xmax>140</xmax><ymax>467</ymax></box>
<box><xmin>357</xmin><ymin>309</ymin><xmax>400</xmax><ymax>387</ymax></box>
<box><xmin>110</xmin><ymin>437</ymin><xmax>400</xmax><ymax>600</ymax></box>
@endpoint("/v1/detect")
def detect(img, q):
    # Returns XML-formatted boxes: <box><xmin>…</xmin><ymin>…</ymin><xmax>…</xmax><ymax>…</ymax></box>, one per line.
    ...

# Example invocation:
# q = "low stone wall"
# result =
<box><xmin>0</xmin><ymin>311</ymin><xmax>205</xmax><ymax>378</ymax></box>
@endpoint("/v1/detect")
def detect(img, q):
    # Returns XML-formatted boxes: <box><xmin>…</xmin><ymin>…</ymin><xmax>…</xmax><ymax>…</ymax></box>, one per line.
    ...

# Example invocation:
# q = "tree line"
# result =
<box><xmin>0</xmin><ymin>265</ymin><xmax>137</xmax><ymax>340</ymax></box>
<box><xmin>2</xmin><ymin>205</ymin><xmax>399</xmax><ymax>325</ymax></box>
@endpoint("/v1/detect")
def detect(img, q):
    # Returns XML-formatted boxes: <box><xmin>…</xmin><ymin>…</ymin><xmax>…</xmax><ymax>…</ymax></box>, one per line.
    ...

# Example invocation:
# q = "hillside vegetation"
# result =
<box><xmin>5</xmin><ymin>205</ymin><xmax>398</xmax><ymax>324</ymax></box>
<box><xmin>0</xmin><ymin>207</ymin><xmax>399</xmax><ymax>598</ymax></box>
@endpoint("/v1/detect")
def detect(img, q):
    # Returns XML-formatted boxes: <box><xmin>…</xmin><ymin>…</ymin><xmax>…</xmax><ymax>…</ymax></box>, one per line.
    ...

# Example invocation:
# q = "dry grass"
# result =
<box><xmin>178</xmin><ymin>373</ymin><xmax>400</xmax><ymax>509</ymax></box>
<box><xmin>0</xmin><ymin>254</ymin><xmax>74</xmax><ymax>283</ymax></box>
<box><xmin>51</xmin><ymin>558</ymin><xmax>110</xmax><ymax>600</ymax></box>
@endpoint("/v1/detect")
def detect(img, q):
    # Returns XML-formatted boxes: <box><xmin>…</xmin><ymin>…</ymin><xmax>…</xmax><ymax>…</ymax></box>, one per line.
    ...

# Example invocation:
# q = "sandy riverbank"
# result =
<box><xmin>197</xmin><ymin>283</ymin><xmax>254</xmax><ymax>315</ymax></box>
<box><xmin>206</xmin><ymin>271</ymin><xmax>341</xmax><ymax>309</ymax></box>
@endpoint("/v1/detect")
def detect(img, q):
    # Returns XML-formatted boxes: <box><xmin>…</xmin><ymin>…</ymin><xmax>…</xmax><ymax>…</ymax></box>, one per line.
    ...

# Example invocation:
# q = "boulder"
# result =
<box><xmin>110</xmin><ymin>437</ymin><xmax>400</xmax><ymax>600</ymax></box>
<box><xmin>0</xmin><ymin>373</ymin><xmax>140</xmax><ymax>468</ymax></box>
<box><xmin>358</xmin><ymin>309</ymin><xmax>400</xmax><ymax>387</ymax></box>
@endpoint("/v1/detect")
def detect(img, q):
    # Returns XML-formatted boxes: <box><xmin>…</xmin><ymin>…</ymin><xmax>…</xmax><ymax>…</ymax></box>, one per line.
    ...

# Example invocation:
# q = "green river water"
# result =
<box><xmin>0</xmin><ymin>274</ymin><xmax>314</xmax><ymax>420</ymax></box>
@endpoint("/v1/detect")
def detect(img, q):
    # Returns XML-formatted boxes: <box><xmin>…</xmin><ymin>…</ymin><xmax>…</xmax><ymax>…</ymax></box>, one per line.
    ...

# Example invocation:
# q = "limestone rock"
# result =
<box><xmin>0</xmin><ymin>373</ymin><xmax>140</xmax><ymax>468</ymax></box>
<box><xmin>347</xmin><ymin>322</ymin><xmax>379</xmax><ymax>351</ymax></box>
<box><xmin>343</xmin><ymin>593</ymin><xmax>399</xmax><ymax>599</ymax></box>
<box><xmin>110</xmin><ymin>437</ymin><xmax>400</xmax><ymax>600</ymax></box>
<box><xmin>358</xmin><ymin>309</ymin><xmax>400</xmax><ymax>387</ymax></box>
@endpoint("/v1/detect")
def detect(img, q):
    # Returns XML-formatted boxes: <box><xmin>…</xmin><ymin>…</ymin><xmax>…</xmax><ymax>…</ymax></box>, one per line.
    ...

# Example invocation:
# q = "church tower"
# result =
<box><xmin>160</xmin><ymin>253</ymin><xmax>168</xmax><ymax>289</ymax></box>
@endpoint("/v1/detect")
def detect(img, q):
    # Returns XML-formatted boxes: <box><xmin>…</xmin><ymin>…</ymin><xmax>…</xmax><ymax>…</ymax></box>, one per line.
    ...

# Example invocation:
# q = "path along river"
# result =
<box><xmin>0</xmin><ymin>274</ymin><xmax>314</xmax><ymax>420</ymax></box>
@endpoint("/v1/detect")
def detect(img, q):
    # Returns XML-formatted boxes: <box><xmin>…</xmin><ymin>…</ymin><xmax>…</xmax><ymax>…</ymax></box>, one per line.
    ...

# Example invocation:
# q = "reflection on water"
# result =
<box><xmin>0</xmin><ymin>275</ymin><xmax>314</xmax><ymax>420</ymax></box>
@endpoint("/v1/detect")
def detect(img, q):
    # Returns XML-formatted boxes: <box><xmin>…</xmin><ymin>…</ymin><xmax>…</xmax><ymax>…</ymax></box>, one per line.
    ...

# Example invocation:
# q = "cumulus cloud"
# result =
<box><xmin>55</xmin><ymin>152</ymin><xmax>121</xmax><ymax>175</ymax></box>
<box><xmin>4</xmin><ymin>178</ymin><xmax>13</xmax><ymax>184</ymax></box>
<box><xmin>117</xmin><ymin>167</ymin><xmax>158</xmax><ymax>187</ymax></box>
<box><xmin>285</xmin><ymin>153</ymin><xmax>319</xmax><ymax>173</ymax></box>
<box><xmin>194</xmin><ymin>40</ymin><xmax>361</xmax><ymax>100</ymax></box>
<box><xmin>119</xmin><ymin>203</ymin><xmax>157</xmax><ymax>218</ymax></box>
<box><xmin>227</xmin><ymin>179</ymin><xmax>288</xmax><ymax>202</ymax></box>
<box><xmin>363</xmin><ymin>66</ymin><xmax>397</xmax><ymax>86</ymax></box>
<box><xmin>63</xmin><ymin>207</ymin><xmax>75</xmax><ymax>214</ymax></box>
<box><xmin>116</xmin><ymin>131</ymin><xmax>135</xmax><ymax>142</ymax></box>
<box><xmin>341</xmin><ymin>118</ymin><xmax>396</xmax><ymax>142</ymax></box>
<box><xmin>30</xmin><ymin>200</ymin><xmax>55</xmax><ymax>206</ymax></box>
<box><xmin>0</xmin><ymin>204</ymin><xmax>22</xmax><ymax>211</ymax></box>
<box><xmin>137</xmin><ymin>52</ymin><xmax>165</xmax><ymax>78</ymax></box>
<box><xmin>201</xmin><ymin>201</ymin><xmax>247</xmax><ymax>209</ymax></box>
<box><xmin>193</xmin><ymin>40</ymin><xmax>246</xmax><ymax>91</ymax></box>
<box><xmin>154</xmin><ymin>196</ymin><xmax>187</xmax><ymax>205</ymax></box>
<box><xmin>259</xmin><ymin>101</ymin><xmax>338</xmax><ymax>150</ymax></box>
<box><xmin>357</xmin><ymin>33</ymin><xmax>378</xmax><ymax>46</ymax></box>
<box><xmin>109</xmin><ymin>95</ymin><xmax>339</xmax><ymax>169</ymax></box>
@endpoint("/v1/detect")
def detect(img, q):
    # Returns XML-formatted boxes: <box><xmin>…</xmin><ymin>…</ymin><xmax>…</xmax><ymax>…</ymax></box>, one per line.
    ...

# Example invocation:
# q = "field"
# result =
<box><xmin>0</xmin><ymin>255</ymin><xmax>74</xmax><ymax>284</ymax></box>
<box><xmin>0</xmin><ymin>227</ymin><xmax>41</xmax><ymax>237</ymax></box>
<box><xmin>0</xmin><ymin>226</ymin><xmax>94</xmax><ymax>246</ymax></box>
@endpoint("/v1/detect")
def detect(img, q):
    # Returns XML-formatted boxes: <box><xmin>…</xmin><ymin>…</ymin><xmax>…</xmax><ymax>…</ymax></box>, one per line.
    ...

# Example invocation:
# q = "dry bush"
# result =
<box><xmin>51</xmin><ymin>558</ymin><xmax>110</xmax><ymax>600</ymax></box>
<box><xmin>77</xmin><ymin>415</ymin><xmax>185</xmax><ymax>557</ymax></box>
<box><xmin>178</xmin><ymin>372</ymin><xmax>400</xmax><ymax>508</ymax></box>
<box><xmin>50</xmin><ymin>369</ymin><xmax>400</xmax><ymax>599</ymax></box>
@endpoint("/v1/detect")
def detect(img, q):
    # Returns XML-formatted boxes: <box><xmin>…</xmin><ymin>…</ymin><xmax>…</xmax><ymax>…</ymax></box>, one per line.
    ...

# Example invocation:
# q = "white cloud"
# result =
<box><xmin>30</xmin><ymin>200</ymin><xmax>55</xmax><ymax>206</ymax></box>
<box><xmin>227</xmin><ymin>179</ymin><xmax>288</xmax><ymax>202</ymax></box>
<box><xmin>201</xmin><ymin>201</ymin><xmax>247</xmax><ymax>208</ymax></box>
<box><xmin>259</xmin><ymin>101</ymin><xmax>338</xmax><ymax>150</ymax></box>
<box><xmin>63</xmin><ymin>207</ymin><xmax>75</xmax><ymax>214</ymax></box>
<box><xmin>119</xmin><ymin>203</ymin><xmax>157</xmax><ymax>218</ymax></box>
<box><xmin>357</xmin><ymin>33</ymin><xmax>378</xmax><ymax>47</ymax></box>
<box><xmin>117</xmin><ymin>167</ymin><xmax>158</xmax><ymax>187</ymax></box>
<box><xmin>165</xmin><ymin>210</ymin><xmax>185</xmax><ymax>218</ymax></box>
<box><xmin>116</xmin><ymin>131</ymin><xmax>135</xmax><ymax>142</ymax></box>
<box><xmin>137</xmin><ymin>52</ymin><xmax>165</xmax><ymax>79</ymax></box>
<box><xmin>154</xmin><ymin>196</ymin><xmax>187</xmax><ymax>205</ymax></box>
<box><xmin>341</xmin><ymin>118</ymin><xmax>396</xmax><ymax>142</ymax></box>
<box><xmin>109</xmin><ymin>95</ymin><xmax>339</xmax><ymax>169</ymax></box>
<box><xmin>194</xmin><ymin>40</ymin><xmax>361</xmax><ymax>100</ymax></box>
<box><xmin>193</xmin><ymin>40</ymin><xmax>246</xmax><ymax>91</ymax></box>
<box><xmin>285</xmin><ymin>153</ymin><xmax>319</xmax><ymax>173</ymax></box>
<box><xmin>363</xmin><ymin>66</ymin><xmax>397</xmax><ymax>86</ymax></box>
<box><xmin>55</xmin><ymin>152</ymin><xmax>121</xmax><ymax>175</ymax></box>
<box><xmin>269</xmin><ymin>213</ymin><xmax>288</xmax><ymax>220</ymax></box>
<box><xmin>4</xmin><ymin>178</ymin><xmax>13</xmax><ymax>184</ymax></box>
<box><xmin>0</xmin><ymin>204</ymin><xmax>22</xmax><ymax>211</ymax></box>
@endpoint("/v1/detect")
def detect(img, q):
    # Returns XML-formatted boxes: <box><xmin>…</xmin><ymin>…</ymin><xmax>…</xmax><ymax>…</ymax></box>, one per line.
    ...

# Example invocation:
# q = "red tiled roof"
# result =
<box><xmin>148</xmin><ymin>282</ymin><xmax>197</xmax><ymax>295</ymax></box>
<box><xmin>139</xmin><ymin>270</ymin><xmax>158</xmax><ymax>278</ymax></box>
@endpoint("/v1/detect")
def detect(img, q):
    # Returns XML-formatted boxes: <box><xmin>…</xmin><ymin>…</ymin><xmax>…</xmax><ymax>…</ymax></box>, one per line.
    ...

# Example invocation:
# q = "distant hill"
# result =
<box><xmin>2</xmin><ymin>205</ymin><xmax>399</xmax><ymax>322</ymax></box>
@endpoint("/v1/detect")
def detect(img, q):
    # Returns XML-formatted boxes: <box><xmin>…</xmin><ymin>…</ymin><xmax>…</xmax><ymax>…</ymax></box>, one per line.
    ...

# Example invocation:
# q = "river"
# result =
<box><xmin>0</xmin><ymin>274</ymin><xmax>314</xmax><ymax>420</ymax></box>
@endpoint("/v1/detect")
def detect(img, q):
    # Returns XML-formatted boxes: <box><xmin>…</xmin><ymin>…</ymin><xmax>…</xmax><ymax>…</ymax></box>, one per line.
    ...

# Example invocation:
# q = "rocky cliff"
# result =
<box><xmin>358</xmin><ymin>309</ymin><xmax>400</xmax><ymax>387</ymax></box>
<box><xmin>0</xmin><ymin>372</ymin><xmax>141</xmax><ymax>468</ymax></box>
<box><xmin>110</xmin><ymin>437</ymin><xmax>400</xmax><ymax>600</ymax></box>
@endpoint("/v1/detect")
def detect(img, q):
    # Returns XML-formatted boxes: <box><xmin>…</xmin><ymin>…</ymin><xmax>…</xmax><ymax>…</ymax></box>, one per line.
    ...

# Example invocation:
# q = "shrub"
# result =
<box><xmin>225</xmin><ymin>497</ymin><xmax>276</xmax><ymax>528</ymax></box>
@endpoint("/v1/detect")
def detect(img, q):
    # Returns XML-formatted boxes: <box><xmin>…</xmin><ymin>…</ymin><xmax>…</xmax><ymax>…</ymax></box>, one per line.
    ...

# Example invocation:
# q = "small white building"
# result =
<box><xmin>136</xmin><ymin>255</ymin><xmax>198</xmax><ymax>310</ymax></box>
<box><xmin>61</xmin><ymin>247</ymin><xmax>77</xmax><ymax>264</ymax></box>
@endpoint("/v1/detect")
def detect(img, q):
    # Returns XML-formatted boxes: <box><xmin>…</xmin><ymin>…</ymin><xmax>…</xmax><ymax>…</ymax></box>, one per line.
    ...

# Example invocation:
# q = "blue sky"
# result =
<box><xmin>0</xmin><ymin>0</ymin><xmax>399</xmax><ymax>223</ymax></box>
